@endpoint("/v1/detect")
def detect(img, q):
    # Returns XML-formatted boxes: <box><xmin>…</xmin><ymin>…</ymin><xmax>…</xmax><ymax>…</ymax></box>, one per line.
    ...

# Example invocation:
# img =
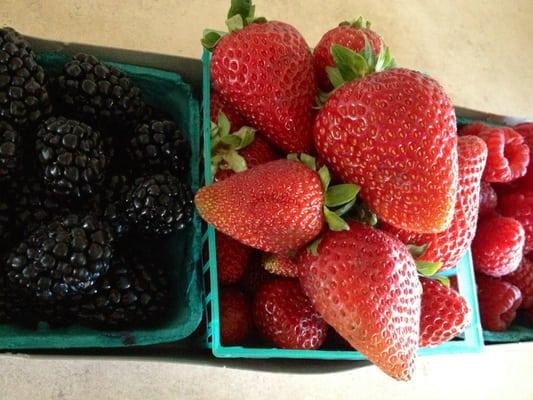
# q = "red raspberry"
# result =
<box><xmin>472</xmin><ymin>215</ymin><xmax>525</xmax><ymax>277</ymax></box>
<box><xmin>210</xmin><ymin>90</ymin><xmax>246</xmax><ymax>130</ymax></box>
<box><xmin>514</xmin><ymin>123</ymin><xmax>533</xmax><ymax>187</ymax></box>
<box><xmin>253</xmin><ymin>278</ymin><xmax>328</xmax><ymax>349</ymax></box>
<box><xmin>478</xmin><ymin>127</ymin><xmax>530</xmax><ymax>183</ymax></box>
<box><xmin>499</xmin><ymin>188</ymin><xmax>533</xmax><ymax>251</ymax></box>
<box><xmin>458</xmin><ymin>122</ymin><xmax>489</xmax><ymax>137</ymax></box>
<box><xmin>216</xmin><ymin>232</ymin><xmax>253</xmax><ymax>285</ymax></box>
<box><xmin>504</xmin><ymin>254</ymin><xmax>533</xmax><ymax>309</ymax></box>
<box><xmin>476</xmin><ymin>274</ymin><xmax>522</xmax><ymax>331</ymax></box>
<box><xmin>478</xmin><ymin>181</ymin><xmax>498</xmax><ymax>217</ymax></box>
<box><xmin>219</xmin><ymin>286</ymin><xmax>253</xmax><ymax>345</ymax></box>
<box><xmin>419</xmin><ymin>278</ymin><xmax>471</xmax><ymax>347</ymax></box>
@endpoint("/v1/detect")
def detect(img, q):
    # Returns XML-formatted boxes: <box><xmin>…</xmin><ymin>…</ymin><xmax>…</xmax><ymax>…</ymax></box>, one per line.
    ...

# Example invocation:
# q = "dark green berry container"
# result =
<box><xmin>0</xmin><ymin>51</ymin><xmax>203</xmax><ymax>349</ymax></box>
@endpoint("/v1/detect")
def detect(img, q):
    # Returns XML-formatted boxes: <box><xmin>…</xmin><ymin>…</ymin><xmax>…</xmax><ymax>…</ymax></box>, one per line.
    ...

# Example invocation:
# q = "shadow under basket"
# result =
<box><xmin>200</xmin><ymin>49</ymin><xmax>484</xmax><ymax>360</ymax></box>
<box><xmin>0</xmin><ymin>51</ymin><xmax>203</xmax><ymax>349</ymax></box>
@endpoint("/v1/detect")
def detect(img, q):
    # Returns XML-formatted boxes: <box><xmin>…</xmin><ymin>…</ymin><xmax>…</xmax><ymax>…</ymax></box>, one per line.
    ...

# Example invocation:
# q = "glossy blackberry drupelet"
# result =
<box><xmin>128</xmin><ymin>119</ymin><xmax>190</xmax><ymax>178</ymax></box>
<box><xmin>5</xmin><ymin>213</ymin><xmax>114</xmax><ymax>302</ymax></box>
<box><xmin>0</xmin><ymin>27</ymin><xmax>52</xmax><ymax>128</ymax></box>
<box><xmin>9</xmin><ymin>177</ymin><xmax>60</xmax><ymax>236</ymax></box>
<box><xmin>79</xmin><ymin>254</ymin><xmax>171</xmax><ymax>329</ymax></box>
<box><xmin>55</xmin><ymin>53</ymin><xmax>145</xmax><ymax>128</ymax></box>
<box><xmin>125</xmin><ymin>173</ymin><xmax>192</xmax><ymax>236</ymax></box>
<box><xmin>0</xmin><ymin>120</ymin><xmax>20</xmax><ymax>181</ymax></box>
<box><xmin>35</xmin><ymin>116</ymin><xmax>107</xmax><ymax>199</ymax></box>
<box><xmin>95</xmin><ymin>174</ymin><xmax>131</xmax><ymax>238</ymax></box>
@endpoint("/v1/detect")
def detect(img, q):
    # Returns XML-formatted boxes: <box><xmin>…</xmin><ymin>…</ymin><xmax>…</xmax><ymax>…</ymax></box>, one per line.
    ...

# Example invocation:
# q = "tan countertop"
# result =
<box><xmin>1</xmin><ymin>1</ymin><xmax>533</xmax><ymax>399</ymax></box>
<box><xmin>1</xmin><ymin>0</ymin><xmax>533</xmax><ymax>118</ymax></box>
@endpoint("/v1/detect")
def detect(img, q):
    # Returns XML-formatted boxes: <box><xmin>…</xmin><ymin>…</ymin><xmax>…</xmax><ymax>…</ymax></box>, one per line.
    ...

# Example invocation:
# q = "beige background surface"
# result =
<box><xmin>1</xmin><ymin>0</ymin><xmax>533</xmax><ymax>117</ymax></box>
<box><xmin>1</xmin><ymin>1</ymin><xmax>533</xmax><ymax>399</ymax></box>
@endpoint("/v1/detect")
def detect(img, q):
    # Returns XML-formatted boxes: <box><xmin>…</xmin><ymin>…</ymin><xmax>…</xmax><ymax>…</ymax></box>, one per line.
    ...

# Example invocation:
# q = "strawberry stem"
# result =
<box><xmin>407</xmin><ymin>243</ymin><xmax>429</xmax><ymax>259</ymax></box>
<box><xmin>339</xmin><ymin>16</ymin><xmax>371</xmax><ymax>29</ymax></box>
<box><xmin>416</xmin><ymin>260</ymin><xmax>443</xmax><ymax>277</ymax></box>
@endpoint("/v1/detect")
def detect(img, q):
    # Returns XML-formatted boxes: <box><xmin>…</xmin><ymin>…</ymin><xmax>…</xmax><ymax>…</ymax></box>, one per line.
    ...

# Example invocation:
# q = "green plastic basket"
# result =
<box><xmin>201</xmin><ymin>49</ymin><xmax>484</xmax><ymax>359</ymax></box>
<box><xmin>0</xmin><ymin>52</ymin><xmax>203</xmax><ymax>349</ymax></box>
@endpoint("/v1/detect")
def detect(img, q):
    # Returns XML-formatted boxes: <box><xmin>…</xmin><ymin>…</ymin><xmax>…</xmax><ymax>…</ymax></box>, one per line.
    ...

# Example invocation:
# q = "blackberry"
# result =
<box><xmin>79</xmin><ymin>254</ymin><xmax>171</xmax><ymax>329</ymax></box>
<box><xmin>125</xmin><ymin>173</ymin><xmax>193</xmax><ymax>236</ymax></box>
<box><xmin>55</xmin><ymin>53</ymin><xmax>145</xmax><ymax>128</ymax></box>
<box><xmin>96</xmin><ymin>174</ymin><xmax>131</xmax><ymax>238</ymax></box>
<box><xmin>10</xmin><ymin>177</ymin><xmax>60</xmax><ymax>236</ymax></box>
<box><xmin>36</xmin><ymin>116</ymin><xmax>106</xmax><ymax>199</ymax></box>
<box><xmin>5</xmin><ymin>213</ymin><xmax>114</xmax><ymax>302</ymax></box>
<box><xmin>0</xmin><ymin>27</ymin><xmax>52</xmax><ymax>128</ymax></box>
<box><xmin>0</xmin><ymin>121</ymin><xmax>20</xmax><ymax>181</ymax></box>
<box><xmin>0</xmin><ymin>197</ymin><xmax>13</xmax><ymax>252</ymax></box>
<box><xmin>128</xmin><ymin>119</ymin><xmax>190</xmax><ymax>177</ymax></box>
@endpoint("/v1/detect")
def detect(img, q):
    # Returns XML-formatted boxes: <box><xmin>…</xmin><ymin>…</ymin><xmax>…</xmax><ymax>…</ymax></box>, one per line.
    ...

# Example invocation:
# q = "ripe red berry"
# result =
<box><xmin>219</xmin><ymin>286</ymin><xmax>253</xmax><ymax>345</ymax></box>
<box><xmin>253</xmin><ymin>278</ymin><xmax>328</xmax><ymax>349</ymax></box>
<box><xmin>472</xmin><ymin>215</ymin><xmax>525</xmax><ymax>277</ymax></box>
<box><xmin>261</xmin><ymin>253</ymin><xmax>299</xmax><ymax>278</ymax></box>
<box><xmin>499</xmin><ymin>188</ymin><xmax>533</xmax><ymax>252</ymax></box>
<box><xmin>476</xmin><ymin>274</ymin><xmax>522</xmax><ymax>331</ymax></box>
<box><xmin>216</xmin><ymin>232</ymin><xmax>253</xmax><ymax>285</ymax></box>
<box><xmin>478</xmin><ymin>127</ymin><xmax>530</xmax><ymax>183</ymax></box>
<box><xmin>458</xmin><ymin>122</ymin><xmax>489</xmax><ymax>137</ymax></box>
<box><xmin>210</xmin><ymin>90</ymin><xmax>247</xmax><ymax>131</ymax></box>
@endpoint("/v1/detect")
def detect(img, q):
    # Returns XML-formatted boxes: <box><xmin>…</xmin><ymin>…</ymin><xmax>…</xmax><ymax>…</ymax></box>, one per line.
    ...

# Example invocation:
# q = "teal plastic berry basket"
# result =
<box><xmin>0</xmin><ymin>52</ymin><xmax>203</xmax><ymax>349</ymax></box>
<box><xmin>201</xmin><ymin>49</ymin><xmax>484</xmax><ymax>359</ymax></box>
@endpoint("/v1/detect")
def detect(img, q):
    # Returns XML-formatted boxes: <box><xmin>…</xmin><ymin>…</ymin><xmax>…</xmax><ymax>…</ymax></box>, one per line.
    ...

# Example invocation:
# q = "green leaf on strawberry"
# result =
<box><xmin>416</xmin><ymin>260</ymin><xmax>443</xmax><ymax>277</ymax></box>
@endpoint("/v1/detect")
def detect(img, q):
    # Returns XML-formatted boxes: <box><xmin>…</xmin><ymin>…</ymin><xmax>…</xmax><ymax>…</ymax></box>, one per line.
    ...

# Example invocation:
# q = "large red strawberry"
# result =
<box><xmin>313</xmin><ymin>17</ymin><xmax>384</xmax><ymax>91</ymax></box>
<box><xmin>216</xmin><ymin>232</ymin><xmax>253</xmax><ymax>285</ymax></box>
<box><xmin>504</xmin><ymin>254</ymin><xmax>533</xmax><ymax>309</ymax></box>
<box><xmin>419</xmin><ymin>278</ymin><xmax>470</xmax><ymax>347</ymax></box>
<box><xmin>298</xmin><ymin>222</ymin><xmax>422</xmax><ymax>381</ymax></box>
<box><xmin>472</xmin><ymin>215</ymin><xmax>525</xmax><ymax>277</ymax></box>
<box><xmin>499</xmin><ymin>188</ymin><xmax>533</xmax><ymax>252</ymax></box>
<box><xmin>261</xmin><ymin>253</ymin><xmax>298</xmax><ymax>278</ymax></box>
<box><xmin>253</xmin><ymin>278</ymin><xmax>328</xmax><ymax>349</ymax></box>
<box><xmin>382</xmin><ymin>136</ymin><xmax>487</xmax><ymax>270</ymax></box>
<box><xmin>514</xmin><ymin>122</ymin><xmax>533</xmax><ymax>187</ymax></box>
<box><xmin>314</xmin><ymin>68</ymin><xmax>458</xmax><ymax>233</ymax></box>
<box><xmin>195</xmin><ymin>158</ymin><xmax>358</xmax><ymax>255</ymax></box>
<box><xmin>210</xmin><ymin>90</ymin><xmax>246</xmax><ymax>131</ymax></box>
<box><xmin>477</xmin><ymin>127</ymin><xmax>529</xmax><ymax>183</ymax></box>
<box><xmin>204</xmin><ymin>2</ymin><xmax>316</xmax><ymax>153</ymax></box>
<box><xmin>219</xmin><ymin>286</ymin><xmax>253</xmax><ymax>345</ymax></box>
<box><xmin>478</xmin><ymin>181</ymin><xmax>498</xmax><ymax>217</ymax></box>
<box><xmin>476</xmin><ymin>274</ymin><xmax>522</xmax><ymax>331</ymax></box>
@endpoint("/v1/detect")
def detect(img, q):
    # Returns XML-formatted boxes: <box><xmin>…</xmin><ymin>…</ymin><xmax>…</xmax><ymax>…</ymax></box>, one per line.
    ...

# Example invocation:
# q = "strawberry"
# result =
<box><xmin>203</xmin><ymin>2</ymin><xmax>316</xmax><ymax>153</ymax></box>
<box><xmin>477</xmin><ymin>127</ymin><xmax>529</xmax><ymax>183</ymax></box>
<box><xmin>472</xmin><ymin>215</ymin><xmax>525</xmax><ymax>277</ymax></box>
<box><xmin>253</xmin><ymin>278</ymin><xmax>328</xmax><ymax>349</ymax></box>
<box><xmin>382</xmin><ymin>136</ymin><xmax>487</xmax><ymax>270</ymax></box>
<box><xmin>219</xmin><ymin>286</ymin><xmax>253</xmax><ymax>345</ymax></box>
<box><xmin>216</xmin><ymin>231</ymin><xmax>253</xmax><ymax>285</ymax></box>
<box><xmin>210</xmin><ymin>113</ymin><xmax>278</xmax><ymax>182</ymax></box>
<box><xmin>298</xmin><ymin>222</ymin><xmax>421</xmax><ymax>381</ymax></box>
<box><xmin>504</xmin><ymin>254</ymin><xmax>533</xmax><ymax>309</ymax></box>
<box><xmin>419</xmin><ymin>278</ymin><xmax>471</xmax><ymax>347</ymax></box>
<box><xmin>210</xmin><ymin>90</ymin><xmax>246</xmax><ymax>131</ymax></box>
<box><xmin>478</xmin><ymin>181</ymin><xmax>498</xmax><ymax>217</ymax></box>
<box><xmin>514</xmin><ymin>122</ymin><xmax>533</xmax><ymax>187</ymax></box>
<box><xmin>261</xmin><ymin>253</ymin><xmax>298</xmax><ymax>278</ymax></box>
<box><xmin>499</xmin><ymin>188</ymin><xmax>533</xmax><ymax>252</ymax></box>
<box><xmin>195</xmin><ymin>157</ymin><xmax>358</xmax><ymax>255</ymax></box>
<box><xmin>476</xmin><ymin>274</ymin><xmax>522</xmax><ymax>331</ymax></box>
<box><xmin>458</xmin><ymin>122</ymin><xmax>490</xmax><ymax>137</ymax></box>
<box><xmin>313</xmin><ymin>17</ymin><xmax>384</xmax><ymax>91</ymax></box>
<box><xmin>314</xmin><ymin>68</ymin><xmax>458</xmax><ymax>234</ymax></box>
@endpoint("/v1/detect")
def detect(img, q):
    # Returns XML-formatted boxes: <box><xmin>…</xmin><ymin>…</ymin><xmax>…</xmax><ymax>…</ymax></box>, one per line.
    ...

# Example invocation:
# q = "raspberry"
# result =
<box><xmin>504</xmin><ymin>254</ymin><xmax>533</xmax><ymax>309</ymax></box>
<box><xmin>476</xmin><ymin>274</ymin><xmax>522</xmax><ymax>331</ymax></box>
<box><xmin>499</xmin><ymin>189</ymin><xmax>533</xmax><ymax>251</ymax></box>
<box><xmin>478</xmin><ymin>181</ymin><xmax>497</xmax><ymax>217</ymax></box>
<box><xmin>458</xmin><ymin>122</ymin><xmax>489</xmax><ymax>137</ymax></box>
<box><xmin>478</xmin><ymin>127</ymin><xmax>529</xmax><ymax>183</ymax></box>
<box><xmin>472</xmin><ymin>215</ymin><xmax>525</xmax><ymax>277</ymax></box>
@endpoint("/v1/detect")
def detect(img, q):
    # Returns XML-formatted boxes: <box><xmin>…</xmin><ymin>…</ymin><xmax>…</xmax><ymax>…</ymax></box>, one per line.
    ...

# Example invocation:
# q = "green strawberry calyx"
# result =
<box><xmin>287</xmin><ymin>153</ymin><xmax>360</xmax><ymax>232</ymax></box>
<box><xmin>201</xmin><ymin>0</ymin><xmax>267</xmax><ymax>51</ymax></box>
<box><xmin>415</xmin><ymin>259</ymin><xmax>450</xmax><ymax>287</ymax></box>
<box><xmin>339</xmin><ymin>16</ymin><xmax>371</xmax><ymax>29</ymax></box>
<box><xmin>211</xmin><ymin>112</ymin><xmax>256</xmax><ymax>176</ymax></box>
